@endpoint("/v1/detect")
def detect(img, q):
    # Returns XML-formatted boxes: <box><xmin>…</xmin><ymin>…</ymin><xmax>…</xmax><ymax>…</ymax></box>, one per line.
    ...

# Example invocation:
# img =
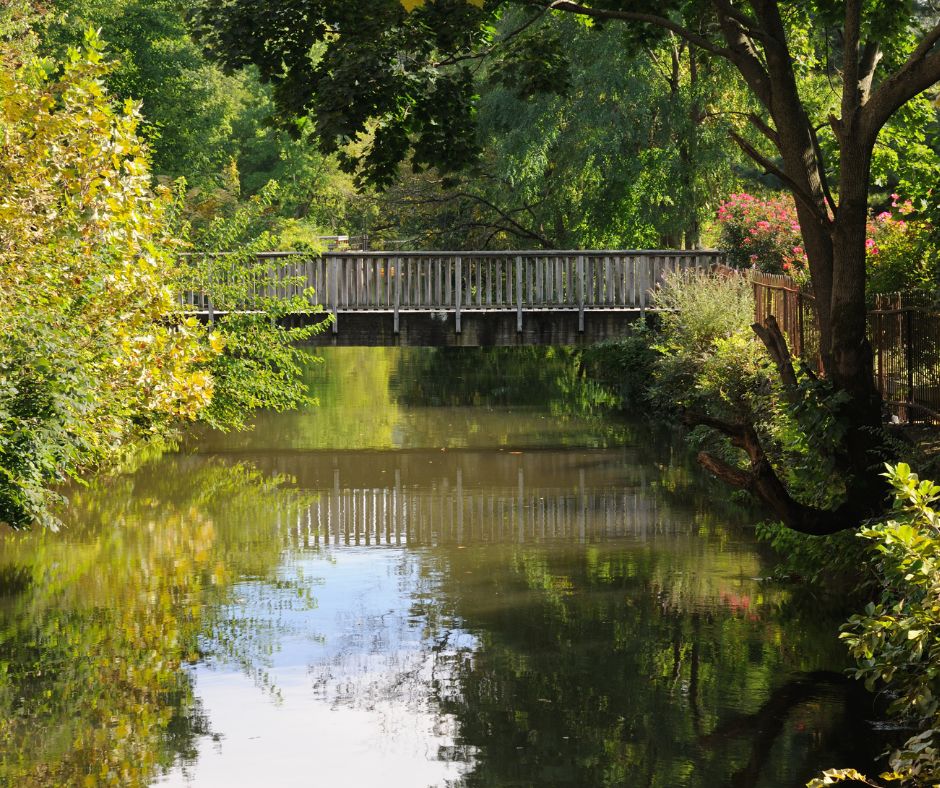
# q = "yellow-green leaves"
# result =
<box><xmin>0</xmin><ymin>27</ymin><xmax>220</xmax><ymax>527</ymax></box>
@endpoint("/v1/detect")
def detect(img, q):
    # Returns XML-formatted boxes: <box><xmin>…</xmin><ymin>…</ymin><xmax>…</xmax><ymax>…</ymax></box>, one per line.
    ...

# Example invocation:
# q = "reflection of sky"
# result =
<box><xmin>157</xmin><ymin>548</ymin><xmax>477</xmax><ymax>788</ymax></box>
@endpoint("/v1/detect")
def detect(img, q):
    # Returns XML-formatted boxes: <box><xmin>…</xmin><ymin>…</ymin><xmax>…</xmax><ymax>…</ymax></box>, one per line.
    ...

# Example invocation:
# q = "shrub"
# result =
<box><xmin>838</xmin><ymin>463</ymin><xmax>940</xmax><ymax>785</ymax></box>
<box><xmin>717</xmin><ymin>192</ymin><xmax>809</xmax><ymax>278</ymax></box>
<box><xmin>650</xmin><ymin>268</ymin><xmax>769</xmax><ymax>421</ymax></box>
<box><xmin>0</xmin><ymin>29</ymin><xmax>215</xmax><ymax>528</ymax></box>
<box><xmin>866</xmin><ymin>197</ymin><xmax>939</xmax><ymax>299</ymax></box>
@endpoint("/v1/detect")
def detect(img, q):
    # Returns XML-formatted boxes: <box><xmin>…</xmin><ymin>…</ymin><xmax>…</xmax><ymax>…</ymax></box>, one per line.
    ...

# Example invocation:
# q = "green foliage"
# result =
<box><xmin>178</xmin><ymin>184</ymin><xmax>330</xmax><ymax>432</ymax></box>
<box><xmin>838</xmin><ymin>464</ymin><xmax>940</xmax><ymax>785</ymax></box>
<box><xmin>0</xmin><ymin>26</ymin><xmax>216</xmax><ymax>528</ymax></box>
<box><xmin>649</xmin><ymin>269</ymin><xmax>766</xmax><ymax>418</ymax></box>
<box><xmin>580</xmin><ymin>323</ymin><xmax>660</xmax><ymax>409</ymax></box>
<box><xmin>754</xmin><ymin>519</ymin><xmax>869</xmax><ymax>590</ymax></box>
<box><xmin>866</xmin><ymin>200</ymin><xmax>940</xmax><ymax>299</ymax></box>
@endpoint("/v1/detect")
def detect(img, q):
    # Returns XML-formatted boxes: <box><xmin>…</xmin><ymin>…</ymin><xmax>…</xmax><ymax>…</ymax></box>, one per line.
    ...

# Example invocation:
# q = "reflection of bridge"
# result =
<box><xmin>250</xmin><ymin>450</ymin><xmax>706</xmax><ymax>548</ymax></box>
<box><xmin>184</xmin><ymin>250</ymin><xmax>723</xmax><ymax>346</ymax></box>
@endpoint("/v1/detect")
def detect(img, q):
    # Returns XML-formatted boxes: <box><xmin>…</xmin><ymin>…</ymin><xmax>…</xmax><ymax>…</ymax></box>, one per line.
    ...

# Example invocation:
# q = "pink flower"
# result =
<box><xmin>756</xmin><ymin>220</ymin><xmax>771</xmax><ymax>230</ymax></box>
<box><xmin>792</xmin><ymin>246</ymin><xmax>803</xmax><ymax>256</ymax></box>
<box><xmin>877</xmin><ymin>211</ymin><xmax>891</xmax><ymax>222</ymax></box>
<box><xmin>865</xmin><ymin>238</ymin><xmax>876</xmax><ymax>249</ymax></box>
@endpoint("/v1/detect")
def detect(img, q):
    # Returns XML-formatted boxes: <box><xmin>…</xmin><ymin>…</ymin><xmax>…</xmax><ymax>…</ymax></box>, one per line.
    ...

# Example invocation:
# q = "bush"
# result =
<box><xmin>839</xmin><ymin>463</ymin><xmax>940</xmax><ymax>785</ymax></box>
<box><xmin>717</xmin><ymin>192</ymin><xmax>809</xmax><ymax>278</ymax></box>
<box><xmin>866</xmin><ymin>197</ymin><xmax>939</xmax><ymax>299</ymax></box>
<box><xmin>649</xmin><ymin>268</ymin><xmax>769</xmax><ymax>421</ymax></box>
<box><xmin>579</xmin><ymin>323</ymin><xmax>659</xmax><ymax>408</ymax></box>
<box><xmin>0</xmin><ymin>29</ymin><xmax>216</xmax><ymax>528</ymax></box>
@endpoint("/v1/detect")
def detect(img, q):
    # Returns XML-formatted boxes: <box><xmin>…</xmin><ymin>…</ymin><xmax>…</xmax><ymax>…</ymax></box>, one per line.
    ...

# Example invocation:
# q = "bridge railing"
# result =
<box><xmin>180</xmin><ymin>250</ymin><xmax>725</xmax><ymax>320</ymax></box>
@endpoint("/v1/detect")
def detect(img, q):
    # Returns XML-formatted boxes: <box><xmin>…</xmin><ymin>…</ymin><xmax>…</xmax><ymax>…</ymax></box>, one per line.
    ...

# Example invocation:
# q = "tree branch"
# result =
<box><xmin>747</xmin><ymin>112</ymin><xmax>780</xmax><ymax>147</ymax></box>
<box><xmin>864</xmin><ymin>21</ymin><xmax>940</xmax><ymax>136</ymax></box>
<box><xmin>729</xmin><ymin>131</ymin><xmax>828</xmax><ymax>225</ymax></box>
<box><xmin>841</xmin><ymin>0</ymin><xmax>863</xmax><ymax>123</ymax></box>
<box><xmin>542</xmin><ymin>0</ymin><xmax>733</xmax><ymax>60</ymax></box>
<box><xmin>752</xmin><ymin>315</ymin><xmax>799</xmax><ymax>396</ymax></box>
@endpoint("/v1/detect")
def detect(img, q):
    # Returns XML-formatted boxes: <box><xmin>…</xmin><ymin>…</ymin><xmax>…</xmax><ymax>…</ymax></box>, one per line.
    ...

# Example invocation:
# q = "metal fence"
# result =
<box><xmin>751</xmin><ymin>271</ymin><xmax>940</xmax><ymax>423</ymax></box>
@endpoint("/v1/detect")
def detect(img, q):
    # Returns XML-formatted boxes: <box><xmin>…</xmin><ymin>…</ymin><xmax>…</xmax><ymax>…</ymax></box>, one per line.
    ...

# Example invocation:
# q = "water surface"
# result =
<box><xmin>0</xmin><ymin>348</ymin><xmax>881</xmax><ymax>786</ymax></box>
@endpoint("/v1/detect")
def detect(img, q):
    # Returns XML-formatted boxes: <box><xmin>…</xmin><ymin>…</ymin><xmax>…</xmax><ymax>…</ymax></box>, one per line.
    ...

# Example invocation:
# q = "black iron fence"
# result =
<box><xmin>751</xmin><ymin>271</ymin><xmax>940</xmax><ymax>424</ymax></box>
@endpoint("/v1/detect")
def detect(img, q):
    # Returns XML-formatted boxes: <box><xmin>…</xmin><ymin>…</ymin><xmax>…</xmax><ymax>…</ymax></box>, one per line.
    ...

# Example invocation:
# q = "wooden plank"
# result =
<box><xmin>536</xmin><ymin>256</ymin><xmax>544</xmax><ymax>305</ymax></box>
<box><xmin>330</xmin><ymin>256</ymin><xmax>339</xmax><ymax>333</ymax></box>
<box><xmin>475</xmin><ymin>257</ymin><xmax>482</xmax><ymax>307</ymax></box>
<box><xmin>394</xmin><ymin>255</ymin><xmax>400</xmax><ymax>334</ymax></box>
<box><xmin>506</xmin><ymin>256</ymin><xmax>513</xmax><ymax>304</ymax></box>
<box><xmin>455</xmin><ymin>256</ymin><xmax>462</xmax><ymax>333</ymax></box>
<box><xmin>516</xmin><ymin>255</ymin><xmax>523</xmax><ymax>332</ymax></box>
<box><xmin>445</xmin><ymin>256</ymin><xmax>452</xmax><ymax>306</ymax></box>
<box><xmin>639</xmin><ymin>255</ymin><xmax>648</xmax><ymax>315</ymax></box>
<box><xmin>485</xmin><ymin>259</ymin><xmax>492</xmax><ymax>308</ymax></box>
<box><xmin>436</xmin><ymin>258</ymin><xmax>443</xmax><ymax>307</ymax></box>
<box><xmin>577</xmin><ymin>254</ymin><xmax>585</xmax><ymax>332</ymax></box>
<box><xmin>496</xmin><ymin>260</ymin><xmax>503</xmax><ymax>306</ymax></box>
<box><xmin>528</xmin><ymin>256</ymin><xmax>535</xmax><ymax>308</ymax></box>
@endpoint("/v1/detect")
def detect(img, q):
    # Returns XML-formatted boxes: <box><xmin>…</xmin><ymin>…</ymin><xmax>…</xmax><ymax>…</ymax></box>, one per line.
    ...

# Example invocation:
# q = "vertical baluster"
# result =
<box><xmin>455</xmin><ymin>256</ymin><xmax>462</xmax><ymax>334</ymax></box>
<box><xmin>527</xmin><ymin>256</ymin><xmax>535</xmax><ymax>308</ymax></box>
<box><xmin>507</xmin><ymin>255</ymin><xmax>514</xmax><ymax>305</ymax></box>
<box><xmin>427</xmin><ymin>256</ymin><xmax>434</xmax><ymax>307</ymax></box>
<box><xmin>475</xmin><ymin>257</ymin><xmax>483</xmax><ymax>307</ymax></box>
<box><xmin>445</xmin><ymin>257</ymin><xmax>452</xmax><ymax>306</ymax></box>
<box><xmin>516</xmin><ymin>255</ymin><xmax>523</xmax><ymax>332</ymax></box>
<box><xmin>485</xmin><ymin>259</ymin><xmax>492</xmax><ymax>308</ymax></box>
<box><xmin>394</xmin><ymin>255</ymin><xmax>400</xmax><ymax>334</ymax></box>
<box><xmin>496</xmin><ymin>259</ymin><xmax>503</xmax><ymax>307</ymax></box>
<box><xmin>436</xmin><ymin>258</ymin><xmax>443</xmax><ymax>308</ymax></box>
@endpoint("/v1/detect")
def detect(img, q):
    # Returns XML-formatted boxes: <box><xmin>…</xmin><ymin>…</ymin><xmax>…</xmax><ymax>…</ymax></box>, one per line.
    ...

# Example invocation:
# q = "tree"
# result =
<box><xmin>0</xmin><ymin>22</ymin><xmax>215</xmax><ymax>528</ymax></box>
<box><xmin>374</xmin><ymin>10</ymin><xmax>748</xmax><ymax>250</ymax></box>
<box><xmin>192</xmin><ymin>0</ymin><xmax>940</xmax><ymax>534</ymax></box>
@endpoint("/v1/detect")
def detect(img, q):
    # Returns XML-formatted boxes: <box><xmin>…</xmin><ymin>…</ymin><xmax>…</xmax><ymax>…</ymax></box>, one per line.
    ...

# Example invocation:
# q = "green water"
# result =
<box><xmin>0</xmin><ymin>348</ymin><xmax>882</xmax><ymax>786</ymax></box>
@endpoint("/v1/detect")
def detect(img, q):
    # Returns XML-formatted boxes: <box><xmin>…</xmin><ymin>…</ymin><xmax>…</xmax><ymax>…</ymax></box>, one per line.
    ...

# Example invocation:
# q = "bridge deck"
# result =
<box><xmin>182</xmin><ymin>250</ymin><xmax>723</xmax><ymax>345</ymax></box>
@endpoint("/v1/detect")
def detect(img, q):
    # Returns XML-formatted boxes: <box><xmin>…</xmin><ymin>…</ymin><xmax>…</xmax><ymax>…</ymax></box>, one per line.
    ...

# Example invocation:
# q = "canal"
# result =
<box><xmin>0</xmin><ymin>347</ymin><xmax>881</xmax><ymax>786</ymax></box>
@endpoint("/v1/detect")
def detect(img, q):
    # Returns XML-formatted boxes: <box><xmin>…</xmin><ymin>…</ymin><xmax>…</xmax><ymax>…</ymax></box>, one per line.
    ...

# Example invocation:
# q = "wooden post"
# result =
<box><xmin>330</xmin><ymin>255</ymin><xmax>338</xmax><ymax>334</ymax></box>
<box><xmin>455</xmin><ymin>256</ymin><xmax>462</xmax><ymax>334</ymax></box>
<box><xmin>516</xmin><ymin>255</ymin><xmax>523</xmax><ymax>333</ymax></box>
<box><xmin>393</xmin><ymin>255</ymin><xmax>401</xmax><ymax>335</ymax></box>
<box><xmin>206</xmin><ymin>256</ymin><xmax>215</xmax><ymax>325</ymax></box>
<box><xmin>639</xmin><ymin>255</ymin><xmax>647</xmax><ymax>319</ymax></box>
<box><xmin>577</xmin><ymin>254</ymin><xmax>585</xmax><ymax>333</ymax></box>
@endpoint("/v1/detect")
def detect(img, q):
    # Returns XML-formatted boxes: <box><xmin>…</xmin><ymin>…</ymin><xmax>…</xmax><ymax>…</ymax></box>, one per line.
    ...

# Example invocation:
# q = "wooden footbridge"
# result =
<box><xmin>182</xmin><ymin>250</ymin><xmax>724</xmax><ymax>346</ymax></box>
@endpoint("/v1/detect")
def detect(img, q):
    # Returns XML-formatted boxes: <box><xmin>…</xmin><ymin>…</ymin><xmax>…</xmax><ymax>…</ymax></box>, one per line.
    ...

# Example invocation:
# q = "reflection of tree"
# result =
<box><xmin>393</xmin><ymin>346</ymin><xmax>617</xmax><ymax>418</ymax></box>
<box><xmin>414</xmin><ymin>542</ymin><xmax>877</xmax><ymax>787</ymax></box>
<box><xmin>0</xmin><ymin>458</ymin><xmax>309</xmax><ymax>786</ymax></box>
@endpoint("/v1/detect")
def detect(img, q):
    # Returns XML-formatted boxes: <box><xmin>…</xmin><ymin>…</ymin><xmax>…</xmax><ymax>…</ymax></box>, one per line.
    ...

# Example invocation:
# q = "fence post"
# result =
<box><xmin>330</xmin><ymin>256</ymin><xmax>338</xmax><ymax>334</ymax></box>
<box><xmin>797</xmin><ymin>291</ymin><xmax>805</xmax><ymax>359</ymax></box>
<box><xmin>906</xmin><ymin>303</ymin><xmax>915</xmax><ymax>409</ymax></box>
<box><xmin>393</xmin><ymin>256</ymin><xmax>401</xmax><ymax>335</ymax></box>
<box><xmin>516</xmin><ymin>255</ymin><xmax>523</xmax><ymax>333</ymax></box>
<box><xmin>455</xmin><ymin>256</ymin><xmax>462</xmax><ymax>335</ymax></box>
<box><xmin>206</xmin><ymin>256</ymin><xmax>215</xmax><ymax>326</ymax></box>
<box><xmin>577</xmin><ymin>254</ymin><xmax>585</xmax><ymax>332</ymax></box>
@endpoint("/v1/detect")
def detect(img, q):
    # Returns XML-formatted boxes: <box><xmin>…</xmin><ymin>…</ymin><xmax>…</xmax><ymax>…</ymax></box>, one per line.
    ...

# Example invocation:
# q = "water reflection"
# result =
<box><xmin>0</xmin><ymin>348</ymin><xmax>883</xmax><ymax>786</ymax></box>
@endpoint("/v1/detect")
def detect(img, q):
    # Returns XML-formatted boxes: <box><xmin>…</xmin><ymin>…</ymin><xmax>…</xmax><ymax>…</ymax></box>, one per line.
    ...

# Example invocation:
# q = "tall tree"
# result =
<box><xmin>191</xmin><ymin>0</ymin><xmax>940</xmax><ymax>534</ymax></box>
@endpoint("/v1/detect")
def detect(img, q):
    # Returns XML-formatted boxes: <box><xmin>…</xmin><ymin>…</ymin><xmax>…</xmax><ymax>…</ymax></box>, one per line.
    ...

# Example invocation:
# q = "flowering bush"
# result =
<box><xmin>866</xmin><ymin>194</ymin><xmax>939</xmax><ymax>298</ymax></box>
<box><xmin>718</xmin><ymin>191</ymin><xmax>939</xmax><ymax>297</ymax></box>
<box><xmin>717</xmin><ymin>192</ymin><xmax>809</xmax><ymax>279</ymax></box>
